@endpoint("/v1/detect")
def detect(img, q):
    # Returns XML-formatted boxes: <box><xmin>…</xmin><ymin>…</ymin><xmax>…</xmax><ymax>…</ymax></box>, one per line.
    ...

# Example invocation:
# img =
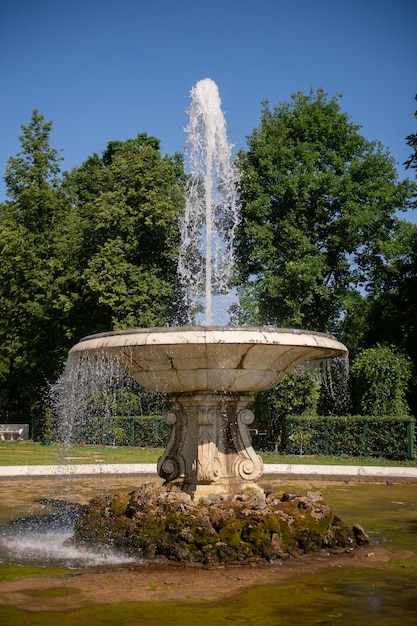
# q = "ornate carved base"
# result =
<box><xmin>157</xmin><ymin>393</ymin><xmax>263</xmax><ymax>498</ymax></box>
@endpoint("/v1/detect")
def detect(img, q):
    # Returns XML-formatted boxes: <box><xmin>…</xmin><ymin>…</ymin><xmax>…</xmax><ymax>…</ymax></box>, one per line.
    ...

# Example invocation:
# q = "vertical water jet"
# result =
<box><xmin>178</xmin><ymin>78</ymin><xmax>240</xmax><ymax>325</ymax></box>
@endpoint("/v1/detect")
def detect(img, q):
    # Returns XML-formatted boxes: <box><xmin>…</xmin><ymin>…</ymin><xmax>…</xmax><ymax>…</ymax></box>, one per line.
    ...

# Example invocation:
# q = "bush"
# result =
<box><xmin>104</xmin><ymin>415</ymin><xmax>169</xmax><ymax>447</ymax></box>
<box><xmin>285</xmin><ymin>415</ymin><xmax>415</xmax><ymax>459</ymax></box>
<box><xmin>351</xmin><ymin>344</ymin><xmax>412</xmax><ymax>416</ymax></box>
<box><xmin>252</xmin><ymin>365</ymin><xmax>321</xmax><ymax>450</ymax></box>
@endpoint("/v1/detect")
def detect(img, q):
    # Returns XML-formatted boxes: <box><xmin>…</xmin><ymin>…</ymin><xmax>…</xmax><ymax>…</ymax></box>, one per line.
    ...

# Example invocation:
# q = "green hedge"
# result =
<box><xmin>285</xmin><ymin>415</ymin><xmax>415</xmax><ymax>459</ymax></box>
<box><xmin>105</xmin><ymin>415</ymin><xmax>169</xmax><ymax>447</ymax></box>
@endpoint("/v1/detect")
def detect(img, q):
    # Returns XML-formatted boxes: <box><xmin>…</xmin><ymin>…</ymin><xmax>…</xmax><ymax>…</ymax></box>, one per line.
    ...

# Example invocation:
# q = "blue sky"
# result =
<box><xmin>1</xmin><ymin>0</ymin><xmax>416</xmax><ymax>220</ymax></box>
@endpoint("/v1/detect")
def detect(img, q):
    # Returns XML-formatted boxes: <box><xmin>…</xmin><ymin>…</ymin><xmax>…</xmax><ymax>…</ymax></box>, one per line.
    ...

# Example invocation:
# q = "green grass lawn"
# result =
<box><xmin>0</xmin><ymin>441</ymin><xmax>416</xmax><ymax>466</ymax></box>
<box><xmin>0</xmin><ymin>441</ymin><xmax>161</xmax><ymax>465</ymax></box>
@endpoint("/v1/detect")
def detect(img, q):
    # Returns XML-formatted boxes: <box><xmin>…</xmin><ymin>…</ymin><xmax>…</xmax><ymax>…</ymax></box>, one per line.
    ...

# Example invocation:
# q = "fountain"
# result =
<box><xmin>64</xmin><ymin>79</ymin><xmax>354</xmax><ymax>563</ymax></box>
<box><xmin>69</xmin><ymin>327</ymin><xmax>347</xmax><ymax>498</ymax></box>
<box><xmin>68</xmin><ymin>79</ymin><xmax>348</xmax><ymax>499</ymax></box>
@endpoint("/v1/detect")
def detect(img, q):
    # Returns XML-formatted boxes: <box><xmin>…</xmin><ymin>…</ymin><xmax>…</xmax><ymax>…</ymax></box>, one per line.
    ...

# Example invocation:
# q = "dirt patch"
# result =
<box><xmin>0</xmin><ymin>544</ymin><xmax>395</xmax><ymax>612</ymax></box>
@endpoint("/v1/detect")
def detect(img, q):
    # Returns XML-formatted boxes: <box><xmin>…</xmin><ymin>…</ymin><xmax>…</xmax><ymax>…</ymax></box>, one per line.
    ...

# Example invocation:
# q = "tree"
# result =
<box><xmin>4</xmin><ymin>110</ymin><xmax>61</xmax><ymax>181</ymax></box>
<box><xmin>361</xmin><ymin>220</ymin><xmax>417</xmax><ymax>414</ymax></box>
<box><xmin>0</xmin><ymin>118</ymin><xmax>185</xmax><ymax>426</ymax></box>
<box><xmin>352</xmin><ymin>98</ymin><xmax>417</xmax><ymax>415</ymax></box>
<box><xmin>0</xmin><ymin>111</ymin><xmax>69</xmax><ymax>421</ymax></box>
<box><xmin>236</xmin><ymin>89</ymin><xmax>414</xmax><ymax>333</ymax></box>
<box><xmin>63</xmin><ymin>133</ymin><xmax>185</xmax><ymax>336</ymax></box>
<box><xmin>404</xmin><ymin>93</ymin><xmax>417</xmax><ymax>208</ymax></box>
<box><xmin>252</xmin><ymin>365</ymin><xmax>321</xmax><ymax>450</ymax></box>
<box><xmin>350</xmin><ymin>345</ymin><xmax>412</xmax><ymax>416</ymax></box>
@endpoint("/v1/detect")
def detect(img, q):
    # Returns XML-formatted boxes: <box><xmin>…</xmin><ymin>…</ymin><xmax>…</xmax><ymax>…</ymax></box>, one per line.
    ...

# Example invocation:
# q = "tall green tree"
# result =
<box><xmin>404</xmin><ymin>93</ymin><xmax>417</xmax><ymax>208</ymax></box>
<box><xmin>350</xmin><ymin>344</ymin><xmax>412</xmax><ymax>416</ymax></box>
<box><xmin>351</xmin><ymin>97</ymin><xmax>417</xmax><ymax>415</ymax></box>
<box><xmin>364</xmin><ymin>221</ymin><xmax>417</xmax><ymax>349</ymax></box>
<box><xmin>236</xmin><ymin>89</ymin><xmax>414</xmax><ymax>333</ymax></box>
<box><xmin>0</xmin><ymin>110</ymin><xmax>69</xmax><ymax>420</ymax></box>
<box><xmin>63</xmin><ymin>134</ymin><xmax>185</xmax><ymax>337</ymax></box>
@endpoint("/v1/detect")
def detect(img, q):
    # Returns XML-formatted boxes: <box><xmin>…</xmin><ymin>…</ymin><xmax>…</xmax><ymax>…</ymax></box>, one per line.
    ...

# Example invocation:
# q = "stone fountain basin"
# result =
<box><xmin>69</xmin><ymin>326</ymin><xmax>348</xmax><ymax>394</ymax></box>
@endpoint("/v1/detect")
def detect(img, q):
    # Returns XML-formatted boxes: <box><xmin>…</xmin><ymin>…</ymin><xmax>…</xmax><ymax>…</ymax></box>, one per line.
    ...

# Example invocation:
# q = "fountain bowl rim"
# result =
<box><xmin>76</xmin><ymin>325</ymin><xmax>344</xmax><ymax>344</ymax></box>
<box><xmin>68</xmin><ymin>326</ymin><xmax>348</xmax><ymax>394</ymax></box>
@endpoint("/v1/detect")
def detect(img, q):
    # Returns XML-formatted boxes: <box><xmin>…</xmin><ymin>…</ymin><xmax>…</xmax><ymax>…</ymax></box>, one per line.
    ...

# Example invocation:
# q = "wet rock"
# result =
<box><xmin>352</xmin><ymin>523</ymin><xmax>370</xmax><ymax>545</ymax></box>
<box><xmin>71</xmin><ymin>481</ymin><xmax>368</xmax><ymax>564</ymax></box>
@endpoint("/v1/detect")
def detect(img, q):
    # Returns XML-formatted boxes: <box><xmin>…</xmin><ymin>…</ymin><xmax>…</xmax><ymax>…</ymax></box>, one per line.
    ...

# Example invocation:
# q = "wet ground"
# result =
<box><xmin>0</xmin><ymin>474</ymin><xmax>416</xmax><ymax>625</ymax></box>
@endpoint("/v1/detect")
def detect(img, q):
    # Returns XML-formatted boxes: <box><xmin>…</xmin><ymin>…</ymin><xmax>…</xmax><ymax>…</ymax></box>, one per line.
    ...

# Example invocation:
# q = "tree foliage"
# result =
<box><xmin>252</xmin><ymin>365</ymin><xmax>321</xmax><ymax>449</ymax></box>
<box><xmin>339</xmin><ymin>96</ymin><xmax>417</xmax><ymax>414</ymax></box>
<box><xmin>236</xmin><ymin>89</ymin><xmax>414</xmax><ymax>332</ymax></box>
<box><xmin>0</xmin><ymin>111</ymin><xmax>69</xmax><ymax>419</ymax></box>
<box><xmin>63</xmin><ymin>134</ymin><xmax>185</xmax><ymax>335</ymax></box>
<box><xmin>350</xmin><ymin>344</ymin><xmax>412</xmax><ymax>416</ymax></box>
<box><xmin>0</xmin><ymin>116</ymin><xmax>185</xmax><ymax>423</ymax></box>
<box><xmin>1</xmin><ymin>95</ymin><xmax>416</xmax><ymax>430</ymax></box>
<box><xmin>404</xmin><ymin>93</ymin><xmax>417</xmax><ymax>208</ymax></box>
<box><xmin>357</xmin><ymin>220</ymin><xmax>417</xmax><ymax>413</ymax></box>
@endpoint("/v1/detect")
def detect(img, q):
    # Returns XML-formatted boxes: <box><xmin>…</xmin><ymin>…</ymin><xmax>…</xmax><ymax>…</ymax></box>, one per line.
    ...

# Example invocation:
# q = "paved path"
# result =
<box><xmin>0</xmin><ymin>463</ymin><xmax>416</xmax><ymax>481</ymax></box>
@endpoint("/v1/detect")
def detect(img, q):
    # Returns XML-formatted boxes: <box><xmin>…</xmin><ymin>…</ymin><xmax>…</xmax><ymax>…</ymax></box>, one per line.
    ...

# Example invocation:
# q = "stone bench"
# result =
<box><xmin>0</xmin><ymin>424</ymin><xmax>29</xmax><ymax>441</ymax></box>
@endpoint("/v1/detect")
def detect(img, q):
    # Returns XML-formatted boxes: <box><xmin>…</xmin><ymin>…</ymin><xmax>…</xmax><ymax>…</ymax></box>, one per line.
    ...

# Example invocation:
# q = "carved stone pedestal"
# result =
<box><xmin>157</xmin><ymin>393</ymin><xmax>263</xmax><ymax>499</ymax></box>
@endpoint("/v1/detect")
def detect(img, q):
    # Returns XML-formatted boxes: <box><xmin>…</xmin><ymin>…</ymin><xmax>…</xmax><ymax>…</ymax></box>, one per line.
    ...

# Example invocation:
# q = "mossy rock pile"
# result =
<box><xmin>70</xmin><ymin>481</ymin><xmax>369</xmax><ymax>564</ymax></box>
